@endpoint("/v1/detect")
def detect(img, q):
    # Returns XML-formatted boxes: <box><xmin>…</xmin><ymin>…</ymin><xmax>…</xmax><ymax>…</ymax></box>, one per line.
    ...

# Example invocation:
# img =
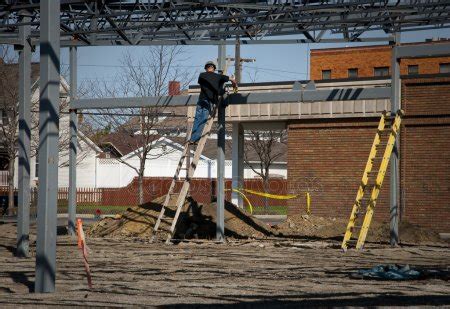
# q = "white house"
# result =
<box><xmin>12</xmin><ymin>76</ymin><xmax>102</xmax><ymax>188</ymax></box>
<box><xmin>95</xmin><ymin>134</ymin><xmax>287</xmax><ymax>188</ymax></box>
<box><xmin>11</xmin><ymin>80</ymin><xmax>287</xmax><ymax>189</ymax></box>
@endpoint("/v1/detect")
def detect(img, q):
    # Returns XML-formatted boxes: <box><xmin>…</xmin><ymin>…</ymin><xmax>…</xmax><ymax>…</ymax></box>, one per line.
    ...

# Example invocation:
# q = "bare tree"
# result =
<box><xmin>243</xmin><ymin>129</ymin><xmax>287</xmax><ymax>208</ymax></box>
<box><xmin>0</xmin><ymin>45</ymin><xmax>84</xmax><ymax>215</ymax></box>
<box><xmin>0</xmin><ymin>45</ymin><xmax>20</xmax><ymax>215</ymax></box>
<box><xmin>86</xmin><ymin>46</ymin><xmax>194</xmax><ymax>204</ymax></box>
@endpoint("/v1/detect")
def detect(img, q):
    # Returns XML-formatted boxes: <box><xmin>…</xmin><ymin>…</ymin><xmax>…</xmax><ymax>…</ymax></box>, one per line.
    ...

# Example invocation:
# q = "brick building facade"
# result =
<box><xmin>310</xmin><ymin>41</ymin><xmax>450</xmax><ymax>80</ymax></box>
<box><xmin>288</xmin><ymin>43</ymin><xmax>450</xmax><ymax>234</ymax></box>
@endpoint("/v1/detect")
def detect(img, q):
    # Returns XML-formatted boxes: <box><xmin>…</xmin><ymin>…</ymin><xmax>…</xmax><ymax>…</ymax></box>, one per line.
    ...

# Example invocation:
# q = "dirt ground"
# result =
<box><xmin>88</xmin><ymin>196</ymin><xmax>443</xmax><ymax>247</ymax></box>
<box><xmin>0</xmin><ymin>222</ymin><xmax>449</xmax><ymax>308</ymax></box>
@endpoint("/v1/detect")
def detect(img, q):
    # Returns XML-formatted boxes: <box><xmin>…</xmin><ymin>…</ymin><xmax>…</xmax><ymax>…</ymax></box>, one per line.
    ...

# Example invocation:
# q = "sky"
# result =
<box><xmin>54</xmin><ymin>28</ymin><xmax>450</xmax><ymax>90</ymax></box>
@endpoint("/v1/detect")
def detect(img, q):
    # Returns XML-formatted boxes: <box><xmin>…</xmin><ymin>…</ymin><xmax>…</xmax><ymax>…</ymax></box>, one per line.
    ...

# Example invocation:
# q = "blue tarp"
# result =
<box><xmin>352</xmin><ymin>264</ymin><xmax>422</xmax><ymax>280</ymax></box>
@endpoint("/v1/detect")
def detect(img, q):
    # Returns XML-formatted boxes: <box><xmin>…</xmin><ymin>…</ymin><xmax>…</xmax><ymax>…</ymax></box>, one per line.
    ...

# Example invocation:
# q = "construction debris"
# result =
<box><xmin>273</xmin><ymin>214</ymin><xmax>443</xmax><ymax>245</ymax></box>
<box><xmin>88</xmin><ymin>195</ymin><xmax>274</xmax><ymax>240</ymax></box>
<box><xmin>88</xmin><ymin>195</ymin><xmax>444</xmax><ymax>245</ymax></box>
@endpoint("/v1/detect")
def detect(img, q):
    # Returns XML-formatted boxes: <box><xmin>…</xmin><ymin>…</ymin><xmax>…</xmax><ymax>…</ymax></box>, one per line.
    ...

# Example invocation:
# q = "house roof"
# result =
<box><xmin>163</xmin><ymin>135</ymin><xmax>287</xmax><ymax>163</ymax></box>
<box><xmin>119</xmin><ymin>106</ymin><xmax>189</xmax><ymax>133</ymax></box>
<box><xmin>98</xmin><ymin>131</ymin><xmax>286</xmax><ymax>164</ymax></box>
<box><xmin>97</xmin><ymin>132</ymin><xmax>154</xmax><ymax>157</ymax></box>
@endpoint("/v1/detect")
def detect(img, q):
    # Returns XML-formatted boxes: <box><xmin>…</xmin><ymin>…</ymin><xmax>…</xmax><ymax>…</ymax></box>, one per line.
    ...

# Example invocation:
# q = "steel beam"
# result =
<box><xmin>390</xmin><ymin>33</ymin><xmax>401</xmax><ymax>247</ymax></box>
<box><xmin>71</xmin><ymin>87</ymin><xmax>391</xmax><ymax>110</ymax></box>
<box><xmin>17</xmin><ymin>12</ymin><xmax>31</xmax><ymax>258</ymax></box>
<box><xmin>231</xmin><ymin>122</ymin><xmax>244</xmax><ymax>208</ymax></box>
<box><xmin>35</xmin><ymin>0</ymin><xmax>60</xmax><ymax>294</ymax></box>
<box><xmin>53</xmin><ymin>37</ymin><xmax>395</xmax><ymax>47</ymax></box>
<box><xmin>216</xmin><ymin>43</ymin><xmax>226</xmax><ymax>242</ymax></box>
<box><xmin>68</xmin><ymin>46</ymin><xmax>77</xmax><ymax>236</ymax></box>
<box><xmin>395</xmin><ymin>42</ymin><xmax>450</xmax><ymax>59</ymax></box>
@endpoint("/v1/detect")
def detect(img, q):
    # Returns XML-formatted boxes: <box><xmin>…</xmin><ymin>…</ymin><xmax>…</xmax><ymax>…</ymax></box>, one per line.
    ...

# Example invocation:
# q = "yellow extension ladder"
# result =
<box><xmin>152</xmin><ymin>104</ymin><xmax>217</xmax><ymax>243</ymax></box>
<box><xmin>341</xmin><ymin>110</ymin><xmax>403</xmax><ymax>251</ymax></box>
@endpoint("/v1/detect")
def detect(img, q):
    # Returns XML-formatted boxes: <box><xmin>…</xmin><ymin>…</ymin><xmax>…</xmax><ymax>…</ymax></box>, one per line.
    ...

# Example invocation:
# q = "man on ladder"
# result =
<box><xmin>152</xmin><ymin>61</ymin><xmax>236</xmax><ymax>242</ymax></box>
<box><xmin>189</xmin><ymin>61</ymin><xmax>237</xmax><ymax>144</ymax></box>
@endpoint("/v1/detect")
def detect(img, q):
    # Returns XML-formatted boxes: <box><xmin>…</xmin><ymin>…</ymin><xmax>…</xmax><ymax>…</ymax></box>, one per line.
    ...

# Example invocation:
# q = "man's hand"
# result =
<box><xmin>229</xmin><ymin>74</ymin><xmax>237</xmax><ymax>86</ymax></box>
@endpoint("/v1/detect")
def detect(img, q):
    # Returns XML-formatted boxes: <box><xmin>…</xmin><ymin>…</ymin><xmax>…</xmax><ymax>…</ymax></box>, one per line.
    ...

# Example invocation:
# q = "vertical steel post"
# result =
<box><xmin>17</xmin><ymin>12</ymin><xmax>32</xmax><ymax>258</ymax></box>
<box><xmin>234</xmin><ymin>36</ymin><xmax>241</xmax><ymax>83</ymax></box>
<box><xmin>68</xmin><ymin>47</ymin><xmax>77</xmax><ymax>236</ymax></box>
<box><xmin>35</xmin><ymin>0</ymin><xmax>60</xmax><ymax>293</ymax></box>
<box><xmin>390</xmin><ymin>33</ymin><xmax>401</xmax><ymax>246</ymax></box>
<box><xmin>216</xmin><ymin>43</ymin><xmax>226</xmax><ymax>241</ymax></box>
<box><xmin>231</xmin><ymin>122</ymin><xmax>244</xmax><ymax>208</ymax></box>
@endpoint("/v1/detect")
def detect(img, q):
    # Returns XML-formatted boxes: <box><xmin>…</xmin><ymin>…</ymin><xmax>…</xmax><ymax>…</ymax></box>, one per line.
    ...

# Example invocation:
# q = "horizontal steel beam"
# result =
<box><xmin>0</xmin><ymin>37</ymin><xmax>395</xmax><ymax>47</ymax></box>
<box><xmin>58</xmin><ymin>37</ymin><xmax>393</xmax><ymax>47</ymax></box>
<box><xmin>71</xmin><ymin>87</ymin><xmax>391</xmax><ymax>110</ymax></box>
<box><xmin>395</xmin><ymin>42</ymin><xmax>450</xmax><ymax>59</ymax></box>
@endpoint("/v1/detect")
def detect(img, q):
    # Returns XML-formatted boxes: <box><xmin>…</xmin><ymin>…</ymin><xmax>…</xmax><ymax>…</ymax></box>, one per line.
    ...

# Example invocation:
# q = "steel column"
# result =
<box><xmin>35</xmin><ymin>0</ymin><xmax>60</xmax><ymax>293</ymax></box>
<box><xmin>216</xmin><ymin>43</ymin><xmax>226</xmax><ymax>242</ymax></box>
<box><xmin>17</xmin><ymin>12</ymin><xmax>31</xmax><ymax>258</ymax></box>
<box><xmin>68</xmin><ymin>46</ymin><xmax>77</xmax><ymax>236</ymax></box>
<box><xmin>390</xmin><ymin>33</ymin><xmax>401</xmax><ymax>247</ymax></box>
<box><xmin>231</xmin><ymin>122</ymin><xmax>244</xmax><ymax>208</ymax></box>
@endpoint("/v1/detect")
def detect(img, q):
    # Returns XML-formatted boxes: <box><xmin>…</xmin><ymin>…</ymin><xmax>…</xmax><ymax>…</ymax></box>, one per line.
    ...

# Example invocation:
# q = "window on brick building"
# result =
<box><xmin>439</xmin><ymin>63</ymin><xmax>450</xmax><ymax>73</ymax></box>
<box><xmin>348</xmin><ymin>68</ymin><xmax>358</xmax><ymax>78</ymax></box>
<box><xmin>408</xmin><ymin>65</ymin><xmax>419</xmax><ymax>75</ymax></box>
<box><xmin>322</xmin><ymin>69</ymin><xmax>331</xmax><ymax>79</ymax></box>
<box><xmin>374</xmin><ymin>67</ymin><xmax>390</xmax><ymax>77</ymax></box>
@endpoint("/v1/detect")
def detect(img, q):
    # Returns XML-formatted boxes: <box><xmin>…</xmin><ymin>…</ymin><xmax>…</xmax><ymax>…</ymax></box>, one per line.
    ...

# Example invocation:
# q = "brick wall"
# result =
<box><xmin>287</xmin><ymin>76</ymin><xmax>450</xmax><ymax>233</ymax></box>
<box><xmin>399</xmin><ymin>76</ymin><xmax>450</xmax><ymax>233</ymax></box>
<box><xmin>287</xmin><ymin>119</ymin><xmax>391</xmax><ymax>222</ymax></box>
<box><xmin>310</xmin><ymin>44</ymin><xmax>450</xmax><ymax>80</ymax></box>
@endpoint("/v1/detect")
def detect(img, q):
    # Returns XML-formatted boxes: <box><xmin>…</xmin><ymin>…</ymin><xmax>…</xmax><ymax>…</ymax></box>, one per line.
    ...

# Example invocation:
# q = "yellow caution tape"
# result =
<box><xmin>229</xmin><ymin>189</ymin><xmax>253</xmax><ymax>214</ymax></box>
<box><xmin>305</xmin><ymin>192</ymin><xmax>311</xmax><ymax>215</ymax></box>
<box><xmin>241</xmin><ymin>188</ymin><xmax>298</xmax><ymax>200</ymax></box>
<box><xmin>226</xmin><ymin>188</ymin><xmax>310</xmax><ymax>215</ymax></box>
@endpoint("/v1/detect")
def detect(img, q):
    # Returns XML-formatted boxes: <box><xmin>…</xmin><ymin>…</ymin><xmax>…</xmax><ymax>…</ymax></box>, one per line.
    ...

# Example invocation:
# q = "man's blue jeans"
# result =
<box><xmin>190</xmin><ymin>99</ymin><xmax>212</xmax><ymax>142</ymax></box>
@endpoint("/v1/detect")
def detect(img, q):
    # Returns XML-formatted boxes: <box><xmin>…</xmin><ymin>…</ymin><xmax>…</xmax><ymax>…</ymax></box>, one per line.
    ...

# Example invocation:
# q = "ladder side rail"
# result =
<box><xmin>153</xmin><ymin>123</ymin><xmax>193</xmax><ymax>233</ymax></box>
<box><xmin>341</xmin><ymin>113</ymin><xmax>386</xmax><ymax>250</ymax></box>
<box><xmin>153</xmin><ymin>145</ymin><xmax>190</xmax><ymax>232</ymax></box>
<box><xmin>166</xmin><ymin>107</ymin><xmax>217</xmax><ymax>242</ymax></box>
<box><xmin>356</xmin><ymin>113</ymin><xmax>403</xmax><ymax>249</ymax></box>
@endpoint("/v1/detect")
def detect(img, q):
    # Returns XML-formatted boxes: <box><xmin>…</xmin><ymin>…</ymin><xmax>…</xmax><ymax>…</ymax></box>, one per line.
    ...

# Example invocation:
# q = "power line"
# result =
<box><xmin>61</xmin><ymin>62</ymin><xmax>307</xmax><ymax>76</ymax></box>
<box><xmin>243</xmin><ymin>65</ymin><xmax>307</xmax><ymax>76</ymax></box>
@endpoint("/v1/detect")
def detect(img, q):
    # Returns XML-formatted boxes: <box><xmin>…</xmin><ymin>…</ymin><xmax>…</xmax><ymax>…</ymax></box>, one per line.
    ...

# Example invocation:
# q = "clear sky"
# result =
<box><xmin>58</xmin><ymin>28</ymin><xmax>450</xmax><ymax>90</ymax></box>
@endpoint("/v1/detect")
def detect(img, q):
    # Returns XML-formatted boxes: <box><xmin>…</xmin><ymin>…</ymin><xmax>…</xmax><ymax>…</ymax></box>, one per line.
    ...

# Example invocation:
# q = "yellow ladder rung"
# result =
<box><xmin>342</xmin><ymin>110</ymin><xmax>403</xmax><ymax>251</ymax></box>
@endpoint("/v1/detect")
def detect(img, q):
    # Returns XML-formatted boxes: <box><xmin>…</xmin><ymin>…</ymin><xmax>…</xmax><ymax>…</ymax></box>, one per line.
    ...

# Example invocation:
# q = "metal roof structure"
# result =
<box><xmin>4</xmin><ymin>0</ymin><xmax>450</xmax><ymax>294</ymax></box>
<box><xmin>1</xmin><ymin>0</ymin><xmax>450</xmax><ymax>46</ymax></box>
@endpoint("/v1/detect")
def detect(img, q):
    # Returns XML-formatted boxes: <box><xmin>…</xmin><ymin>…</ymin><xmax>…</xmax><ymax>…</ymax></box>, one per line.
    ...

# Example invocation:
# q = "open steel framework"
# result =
<box><xmin>2</xmin><ymin>0</ymin><xmax>450</xmax><ymax>46</ymax></box>
<box><xmin>2</xmin><ymin>0</ymin><xmax>450</xmax><ymax>293</ymax></box>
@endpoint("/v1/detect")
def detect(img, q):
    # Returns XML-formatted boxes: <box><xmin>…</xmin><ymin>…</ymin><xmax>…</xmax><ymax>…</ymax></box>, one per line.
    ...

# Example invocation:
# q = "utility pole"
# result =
<box><xmin>235</xmin><ymin>36</ymin><xmax>241</xmax><ymax>83</ymax></box>
<box><xmin>228</xmin><ymin>36</ymin><xmax>255</xmax><ymax>83</ymax></box>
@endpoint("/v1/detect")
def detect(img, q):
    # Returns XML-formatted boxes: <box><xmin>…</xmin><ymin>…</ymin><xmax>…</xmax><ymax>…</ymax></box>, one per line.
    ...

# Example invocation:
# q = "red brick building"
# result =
<box><xmin>287</xmin><ymin>41</ymin><xmax>450</xmax><ymax>235</ymax></box>
<box><xmin>310</xmin><ymin>40</ymin><xmax>450</xmax><ymax>80</ymax></box>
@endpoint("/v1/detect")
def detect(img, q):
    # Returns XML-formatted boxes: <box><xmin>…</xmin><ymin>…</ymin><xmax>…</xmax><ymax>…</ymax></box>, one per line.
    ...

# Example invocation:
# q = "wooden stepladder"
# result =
<box><xmin>152</xmin><ymin>105</ymin><xmax>217</xmax><ymax>243</ymax></box>
<box><xmin>341</xmin><ymin>110</ymin><xmax>403</xmax><ymax>251</ymax></box>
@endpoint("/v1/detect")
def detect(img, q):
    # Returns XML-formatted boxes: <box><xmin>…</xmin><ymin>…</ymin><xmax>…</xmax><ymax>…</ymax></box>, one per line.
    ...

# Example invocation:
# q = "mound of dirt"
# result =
<box><xmin>367</xmin><ymin>221</ymin><xmax>442</xmax><ymax>245</ymax></box>
<box><xmin>273</xmin><ymin>214</ymin><xmax>347</xmax><ymax>239</ymax></box>
<box><xmin>88</xmin><ymin>195</ymin><xmax>274</xmax><ymax>240</ymax></box>
<box><xmin>273</xmin><ymin>214</ymin><xmax>443</xmax><ymax>245</ymax></box>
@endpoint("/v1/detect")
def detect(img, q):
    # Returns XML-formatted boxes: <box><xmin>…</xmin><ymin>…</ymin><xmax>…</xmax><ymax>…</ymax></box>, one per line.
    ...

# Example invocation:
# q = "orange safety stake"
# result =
<box><xmin>77</xmin><ymin>218</ymin><xmax>83</xmax><ymax>248</ymax></box>
<box><xmin>76</xmin><ymin>218</ymin><xmax>93</xmax><ymax>289</ymax></box>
